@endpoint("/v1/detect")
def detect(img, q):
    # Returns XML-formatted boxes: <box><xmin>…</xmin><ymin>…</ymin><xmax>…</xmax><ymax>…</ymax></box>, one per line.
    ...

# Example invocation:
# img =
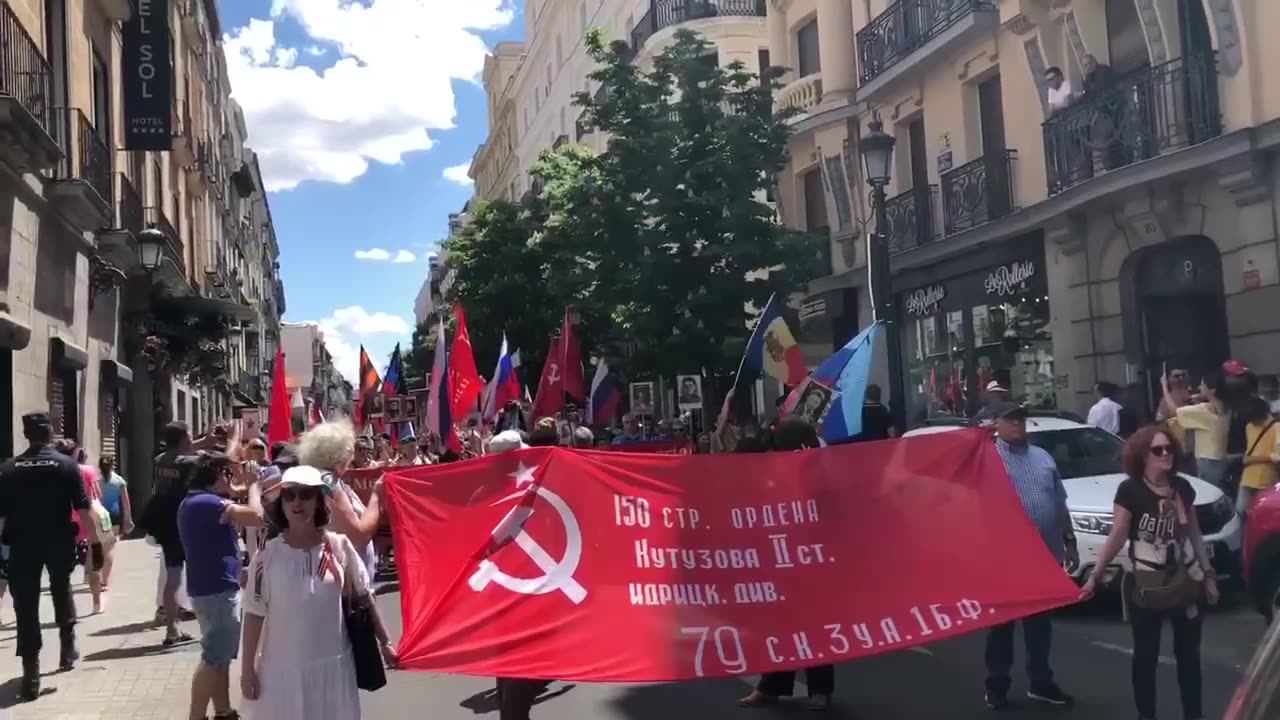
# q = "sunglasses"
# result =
<box><xmin>1149</xmin><ymin>444</ymin><xmax>1174</xmax><ymax>457</ymax></box>
<box><xmin>280</xmin><ymin>487</ymin><xmax>321</xmax><ymax>502</ymax></box>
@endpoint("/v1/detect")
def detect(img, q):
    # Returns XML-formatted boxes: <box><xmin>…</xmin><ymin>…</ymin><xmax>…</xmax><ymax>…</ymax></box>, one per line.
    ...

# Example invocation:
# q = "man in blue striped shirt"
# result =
<box><xmin>985</xmin><ymin>403</ymin><xmax>1078</xmax><ymax>710</ymax></box>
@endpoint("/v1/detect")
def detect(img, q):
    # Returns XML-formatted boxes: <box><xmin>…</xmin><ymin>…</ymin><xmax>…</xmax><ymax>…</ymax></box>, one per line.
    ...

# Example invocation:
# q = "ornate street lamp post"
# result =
<box><xmin>860</xmin><ymin>118</ymin><xmax>907</xmax><ymax>431</ymax></box>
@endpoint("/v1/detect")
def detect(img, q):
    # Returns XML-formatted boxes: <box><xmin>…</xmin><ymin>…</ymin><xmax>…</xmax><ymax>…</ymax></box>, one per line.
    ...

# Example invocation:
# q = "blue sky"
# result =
<box><xmin>217</xmin><ymin>1</ymin><xmax>523</xmax><ymax>380</ymax></box>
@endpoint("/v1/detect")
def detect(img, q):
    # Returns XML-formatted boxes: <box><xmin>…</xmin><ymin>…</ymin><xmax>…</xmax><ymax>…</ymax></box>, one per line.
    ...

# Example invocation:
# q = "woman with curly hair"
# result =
<box><xmin>296</xmin><ymin>420</ymin><xmax>385</xmax><ymax>579</ymax></box>
<box><xmin>240</xmin><ymin>466</ymin><xmax>396</xmax><ymax>719</ymax></box>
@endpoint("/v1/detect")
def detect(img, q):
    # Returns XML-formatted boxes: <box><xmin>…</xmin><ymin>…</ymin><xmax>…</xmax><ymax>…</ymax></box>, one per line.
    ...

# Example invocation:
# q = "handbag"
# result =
<box><xmin>331</xmin><ymin>536</ymin><xmax>387</xmax><ymax>692</ymax></box>
<box><xmin>1129</xmin><ymin>493</ymin><xmax>1203</xmax><ymax>611</ymax></box>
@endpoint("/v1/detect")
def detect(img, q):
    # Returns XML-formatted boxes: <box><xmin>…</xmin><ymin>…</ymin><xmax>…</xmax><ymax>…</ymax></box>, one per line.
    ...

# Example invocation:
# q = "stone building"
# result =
<box><xmin>775</xmin><ymin>0</ymin><xmax>1280</xmax><ymax>421</ymax></box>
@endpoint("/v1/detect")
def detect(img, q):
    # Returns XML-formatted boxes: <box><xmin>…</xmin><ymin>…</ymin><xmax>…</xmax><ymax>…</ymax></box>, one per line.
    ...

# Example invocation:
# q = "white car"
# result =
<box><xmin>904</xmin><ymin>417</ymin><xmax>1242</xmax><ymax>588</ymax></box>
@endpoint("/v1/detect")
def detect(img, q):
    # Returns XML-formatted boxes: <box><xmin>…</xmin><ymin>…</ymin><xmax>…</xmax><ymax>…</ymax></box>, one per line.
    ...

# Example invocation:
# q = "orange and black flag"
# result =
<box><xmin>357</xmin><ymin>345</ymin><xmax>382</xmax><ymax>426</ymax></box>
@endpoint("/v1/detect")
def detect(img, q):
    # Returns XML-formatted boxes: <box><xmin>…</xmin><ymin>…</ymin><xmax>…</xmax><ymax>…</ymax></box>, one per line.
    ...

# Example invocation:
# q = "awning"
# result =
<box><xmin>231</xmin><ymin>388</ymin><xmax>255</xmax><ymax>407</ymax></box>
<box><xmin>101</xmin><ymin>358</ymin><xmax>134</xmax><ymax>385</ymax></box>
<box><xmin>0</xmin><ymin>311</ymin><xmax>32</xmax><ymax>350</ymax></box>
<box><xmin>50</xmin><ymin>336</ymin><xmax>89</xmax><ymax>371</ymax></box>
<box><xmin>804</xmin><ymin>268</ymin><xmax>860</xmax><ymax>297</ymax></box>
<box><xmin>160</xmin><ymin>294</ymin><xmax>258</xmax><ymax>323</ymax></box>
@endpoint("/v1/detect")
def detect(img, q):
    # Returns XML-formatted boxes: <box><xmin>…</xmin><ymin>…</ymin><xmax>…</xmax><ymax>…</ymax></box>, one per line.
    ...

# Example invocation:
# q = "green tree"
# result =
<box><xmin>399</xmin><ymin>321</ymin><xmax>434</xmax><ymax>390</ymax></box>
<box><xmin>570</xmin><ymin>28</ymin><xmax>824</xmax><ymax>378</ymax></box>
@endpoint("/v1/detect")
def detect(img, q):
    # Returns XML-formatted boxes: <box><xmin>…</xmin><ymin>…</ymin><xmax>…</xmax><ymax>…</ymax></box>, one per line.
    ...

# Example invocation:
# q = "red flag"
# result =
<box><xmin>531</xmin><ymin>335</ymin><xmax>563</xmax><ymax>418</ymax></box>
<box><xmin>448</xmin><ymin>304</ymin><xmax>483</xmax><ymax>420</ymax></box>
<box><xmin>560</xmin><ymin>307</ymin><xmax>586</xmax><ymax>402</ymax></box>
<box><xmin>384</xmin><ymin>429</ymin><xmax>1080</xmax><ymax>681</ymax></box>
<box><xmin>266</xmin><ymin>347</ymin><xmax>291</xmax><ymax>446</ymax></box>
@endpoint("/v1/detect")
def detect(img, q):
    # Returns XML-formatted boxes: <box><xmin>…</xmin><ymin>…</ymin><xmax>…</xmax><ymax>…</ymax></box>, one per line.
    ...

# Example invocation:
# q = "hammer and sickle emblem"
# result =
<box><xmin>468</xmin><ymin>463</ymin><xmax>588</xmax><ymax>604</ymax></box>
<box><xmin>547</xmin><ymin>363</ymin><xmax>561</xmax><ymax>384</ymax></box>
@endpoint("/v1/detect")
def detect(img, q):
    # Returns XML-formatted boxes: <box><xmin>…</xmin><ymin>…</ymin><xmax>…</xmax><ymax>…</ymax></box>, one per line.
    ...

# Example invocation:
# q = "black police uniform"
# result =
<box><xmin>0</xmin><ymin>416</ymin><xmax>90</xmax><ymax>695</ymax></box>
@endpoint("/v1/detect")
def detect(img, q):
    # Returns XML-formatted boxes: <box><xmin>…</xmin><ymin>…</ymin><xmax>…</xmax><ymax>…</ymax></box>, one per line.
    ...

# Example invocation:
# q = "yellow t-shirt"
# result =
<box><xmin>1242</xmin><ymin>419</ymin><xmax>1280</xmax><ymax>490</ymax></box>
<box><xmin>1175</xmin><ymin>402</ymin><xmax>1229</xmax><ymax>460</ymax></box>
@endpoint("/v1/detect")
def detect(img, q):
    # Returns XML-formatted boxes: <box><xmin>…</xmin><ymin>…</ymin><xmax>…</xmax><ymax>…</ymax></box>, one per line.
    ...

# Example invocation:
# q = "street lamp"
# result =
<box><xmin>860</xmin><ymin>117</ymin><xmax>907</xmax><ymax>432</ymax></box>
<box><xmin>136</xmin><ymin>228</ymin><xmax>167</xmax><ymax>272</ymax></box>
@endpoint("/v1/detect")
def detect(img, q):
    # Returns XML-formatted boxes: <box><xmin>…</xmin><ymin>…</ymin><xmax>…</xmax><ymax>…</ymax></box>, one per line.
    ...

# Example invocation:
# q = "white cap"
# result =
<box><xmin>488</xmin><ymin>430</ymin><xmax>528</xmax><ymax>454</ymax></box>
<box><xmin>986</xmin><ymin>381</ymin><xmax>1009</xmax><ymax>393</ymax></box>
<box><xmin>280</xmin><ymin>465</ymin><xmax>330</xmax><ymax>491</ymax></box>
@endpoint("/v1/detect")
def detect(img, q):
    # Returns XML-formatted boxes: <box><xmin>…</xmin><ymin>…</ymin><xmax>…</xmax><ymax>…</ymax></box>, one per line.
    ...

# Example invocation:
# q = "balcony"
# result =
<box><xmin>49</xmin><ymin>108</ymin><xmax>113</xmax><ymax>232</ymax></box>
<box><xmin>776</xmin><ymin>73</ymin><xmax>823</xmax><ymax>117</ymax></box>
<box><xmin>180</xmin><ymin>0</ymin><xmax>204</xmax><ymax>50</ymax></box>
<box><xmin>630</xmin><ymin>0</ymin><xmax>766</xmax><ymax>58</ymax></box>
<box><xmin>940</xmin><ymin>150</ymin><xmax>1016</xmax><ymax>236</ymax></box>
<box><xmin>856</xmin><ymin>0</ymin><xmax>997</xmax><ymax>99</ymax></box>
<box><xmin>144</xmin><ymin>205</ymin><xmax>185</xmax><ymax>278</ymax></box>
<box><xmin>96</xmin><ymin>173</ymin><xmax>144</xmax><ymax>271</ymax></box>
<box><xmin>882</xmin><ymin>185</ymin><xmax>939</xmax><ymax>254</ymax></box>
<box><xmin>1042</xmin><ymin>52</ymin><xmax>1222</xmax><ymax>196</ymax></box>
<box><xmin>0</xmin><ymin>2</ymin><xmax>62</xmax><ymax>171</ymax></box>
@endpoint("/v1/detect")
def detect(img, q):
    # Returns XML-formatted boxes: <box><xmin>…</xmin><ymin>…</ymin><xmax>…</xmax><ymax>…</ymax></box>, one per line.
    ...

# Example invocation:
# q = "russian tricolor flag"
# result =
<box><xmin>587</xmin><ymin>359</ymin><xmax>619</xmax><ymax>425</ymax></box>
<box><xmin>482</xmin><ymin>334</ymin><xmax>521</xmax><ymax>421</ymax></box>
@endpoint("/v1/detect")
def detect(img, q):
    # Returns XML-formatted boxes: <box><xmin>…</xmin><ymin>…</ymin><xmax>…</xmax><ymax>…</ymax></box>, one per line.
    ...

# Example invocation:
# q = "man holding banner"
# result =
<box><xmin>984</xmin><ymin>402</ymin><xmax>1078</xmax><ymax>710</ymax></box>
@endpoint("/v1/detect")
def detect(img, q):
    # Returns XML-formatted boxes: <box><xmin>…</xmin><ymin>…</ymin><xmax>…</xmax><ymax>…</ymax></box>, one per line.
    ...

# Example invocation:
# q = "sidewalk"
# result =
<box><xmin>0</xmin><ymin>539</ymin><xmax>236</xmax><ymax>719</ymax></box>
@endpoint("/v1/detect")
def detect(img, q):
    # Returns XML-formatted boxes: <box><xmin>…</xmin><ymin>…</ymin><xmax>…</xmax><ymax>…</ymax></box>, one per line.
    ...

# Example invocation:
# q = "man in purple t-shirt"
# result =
<box><xmin>177</xmin><ymin>453</ymin><xmax>262</xmax><ymax>720</ymax></box>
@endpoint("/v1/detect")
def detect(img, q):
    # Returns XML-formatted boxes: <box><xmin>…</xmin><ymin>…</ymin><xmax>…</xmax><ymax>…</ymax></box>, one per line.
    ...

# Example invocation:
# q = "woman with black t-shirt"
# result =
<box><xmin>1079</xmin><ymin>426</ymin><xmax>1218</xmax><ymax>720</ymax></box>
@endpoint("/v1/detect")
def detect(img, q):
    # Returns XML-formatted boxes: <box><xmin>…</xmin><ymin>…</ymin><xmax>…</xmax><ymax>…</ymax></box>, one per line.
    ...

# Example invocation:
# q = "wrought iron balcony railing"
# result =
<box><xmin>116</xmin><ymin>172</ymin><xmax>143</xmax><ymax>234</ymax></box>
<box><xmin>51</xmin><ymin>107</ymin><xmax>112</xmax><ymax>204</ymax></box>
<box><xmin>940</xmin><ymin>149</ymin><xmax>1016</xmax><ymax>236</ymax></box>
<box><xmin>857</xmin><ymin>0</ymin><xmax>994</xmax><ymax>86</ymax></box>
<box><xmin>0</xmin><ymin>1</ymin><xmax>53</xmax><ymax>133</ymax></box>
<box><xmin>1042</xmin><ymin>52</ymin><xmax>1222</xmax><ymax>195</ymax></box>
<box><xmin>630</xmin><ymin>0</ymin><xmax>766</xmax><ymax>58</ymax></box>
<box><xmin>883</xmin><ymin>184</ymin><xmax>939</xmax><ymax>254</ymax></box>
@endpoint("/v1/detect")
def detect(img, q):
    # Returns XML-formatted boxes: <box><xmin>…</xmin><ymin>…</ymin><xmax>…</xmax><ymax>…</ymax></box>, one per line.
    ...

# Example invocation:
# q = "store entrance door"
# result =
<box><xmin>1135</xmin><ymin>235</ymin><xmax>1228</xmax><ymax>407</ymax></box>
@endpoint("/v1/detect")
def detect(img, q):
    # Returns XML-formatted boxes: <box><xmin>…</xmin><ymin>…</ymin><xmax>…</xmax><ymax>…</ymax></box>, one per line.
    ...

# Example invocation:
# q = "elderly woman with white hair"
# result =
<box><xmin>296</xmin><ymin>420</ymin><xmax>384</xmax><ymax>580</ymax></box>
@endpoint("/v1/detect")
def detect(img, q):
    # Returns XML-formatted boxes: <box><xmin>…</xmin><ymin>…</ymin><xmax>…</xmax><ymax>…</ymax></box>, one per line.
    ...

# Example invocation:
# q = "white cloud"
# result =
<box><xmin>393</xmin><ymin>250</ymin><xmax>416</xmax><ymax>263</ymax></box>
<box><xmin>224</xmin><ymin>1</ymin><xmax>515</xmax><ymax>191</ymax></box>
<box><xmin>312</xmin><ymin>306</ymin><xmax>412</xmax><ymax>383</ymax></box>
<box><xmin>354</xmin><ymin>248</ymin><xmax>391</xmax><ymax>261</ymax></box>
<box><xmin>442</xmin><ymin>162</ymin><xmax>473</xmax><ymax>185</ymax></box>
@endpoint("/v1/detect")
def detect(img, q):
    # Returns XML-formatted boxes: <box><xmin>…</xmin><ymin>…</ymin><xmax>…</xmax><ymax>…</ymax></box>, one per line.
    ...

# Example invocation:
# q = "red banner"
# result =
<box><xmin>384</xmin><ymin>430</ymin><xmax>1079</xmax><ymax>682</ymax></box>
<box><xmin>605</xmin><ymin>438</ymin><xmax>695</xmax><ymax>455</ymax></box>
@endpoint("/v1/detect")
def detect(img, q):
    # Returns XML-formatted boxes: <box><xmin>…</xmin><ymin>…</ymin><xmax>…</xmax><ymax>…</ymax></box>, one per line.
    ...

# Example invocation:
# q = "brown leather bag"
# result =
<box><xmin>1130</xmin><ymin>494</ymin><xmax>1203</xmax><ymax>611</ymax></box>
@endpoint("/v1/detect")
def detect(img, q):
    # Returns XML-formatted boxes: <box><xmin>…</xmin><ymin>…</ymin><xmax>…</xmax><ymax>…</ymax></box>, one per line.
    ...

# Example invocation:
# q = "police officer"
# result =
<box><xmin>0</xmin><ymin>412</ymin><xmax>95</xmax><ymax>701</ymax></box>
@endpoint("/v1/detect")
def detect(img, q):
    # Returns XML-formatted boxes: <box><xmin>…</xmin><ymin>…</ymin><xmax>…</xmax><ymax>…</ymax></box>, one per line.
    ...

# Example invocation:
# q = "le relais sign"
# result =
<box><xmin>122</xmin><ymin>0</ymin><xmax>173</xmax><ymax>151</ymax></box>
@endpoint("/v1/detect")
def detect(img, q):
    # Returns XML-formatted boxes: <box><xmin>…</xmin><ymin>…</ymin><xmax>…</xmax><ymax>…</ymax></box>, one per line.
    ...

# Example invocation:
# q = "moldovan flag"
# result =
<box><xmin>719</xmin><ymin>293</ymin><xmax>806</xmax><ymax>429</ymax></box>
<box><xmin>531</xmin><ymin>335</ymin><xmax>563</xmax><ymax>419</ymax></box>
<box><xmin>448</xmin><ymin>304</ymin><xmax>483</xmax><ymax>420</ymax></box>
<box><xmin>382</xmin><ymin>429</ymin><xmax>1080</xmax><ymax>681</ymax></box>
<box><xmin>587</xmin><ymin>359</ymin><xmax>619</xmax><ymax>425</ymax></box>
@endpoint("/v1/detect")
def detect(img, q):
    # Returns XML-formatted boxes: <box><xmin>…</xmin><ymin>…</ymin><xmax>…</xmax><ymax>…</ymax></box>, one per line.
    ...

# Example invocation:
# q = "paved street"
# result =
<box><xmin>0</xmin><ymin>539</ymin><xmax>1264</xmax><ymax>718</ymax></box>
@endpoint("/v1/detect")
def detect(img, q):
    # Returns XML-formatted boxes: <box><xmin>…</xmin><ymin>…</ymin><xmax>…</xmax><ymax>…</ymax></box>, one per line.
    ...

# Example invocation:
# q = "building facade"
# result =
<box><xmin>0</xmin><ymin>0</ymin><xmax>284</xmax><ymax>504</ymax></box>
<box><xmin>471</xmin><ymin>0</ymin><xmax>772</xmax><ymax>202</ymax></box>
<box><xmin>776</xmin><ymin>0</ymin><xmax>1280</xmax><ymax>422</ymax></box>
<box><xmin>280</xmin><ymin>322</ymin><xmax>350</xmax><ymax>422</ymax></box>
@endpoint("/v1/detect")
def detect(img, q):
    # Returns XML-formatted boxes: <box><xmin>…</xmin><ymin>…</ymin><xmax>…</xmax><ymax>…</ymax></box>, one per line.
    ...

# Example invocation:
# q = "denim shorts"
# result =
<box><xmin>191</xmin><ymin>589</ymin><xmax>241</xmax><ymax>668</ymax></box>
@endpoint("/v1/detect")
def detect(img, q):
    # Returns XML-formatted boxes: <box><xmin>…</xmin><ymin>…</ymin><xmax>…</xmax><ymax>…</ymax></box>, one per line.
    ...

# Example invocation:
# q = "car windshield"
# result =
<box><xmin>1028</xmin><ymin>427</ymin><xmax>1125</xmax><ymax>479</ymax></box>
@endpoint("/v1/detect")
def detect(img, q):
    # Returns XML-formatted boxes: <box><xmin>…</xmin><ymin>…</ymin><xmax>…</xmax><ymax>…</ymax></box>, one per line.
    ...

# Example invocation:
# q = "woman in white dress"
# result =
<box><xmin>240</xmin><ymin>466</ymin><xmax>397</xmax><ymax>720</ymax></box>
<box><xmin>297</xmin><ymin>421</ymin><xmax>384</xmax><ymax>579</ymax></box>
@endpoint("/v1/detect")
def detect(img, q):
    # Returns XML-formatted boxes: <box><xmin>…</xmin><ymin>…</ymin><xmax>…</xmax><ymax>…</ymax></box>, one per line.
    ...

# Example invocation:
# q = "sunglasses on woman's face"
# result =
<box><xmin>1150</xmin><ymin>444</ymin><xmax>1174</xmax><ymax>458</ymax></box>
<box><xmin>281</xmin><ymin>487</ymin><xmax>320</xmax><ymax>503</ymax></box>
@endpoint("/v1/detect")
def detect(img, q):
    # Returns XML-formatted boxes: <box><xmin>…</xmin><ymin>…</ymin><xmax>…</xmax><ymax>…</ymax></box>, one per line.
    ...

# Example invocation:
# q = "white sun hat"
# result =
<box><xmin>488</xmin><ymin>430</ymin><xmax>528</xmax><ymax>454</ymax></box>
<box><xmin>279</xmin><ymin>465</ymin><xmax>331</xmax><ymax>491</ymax></box>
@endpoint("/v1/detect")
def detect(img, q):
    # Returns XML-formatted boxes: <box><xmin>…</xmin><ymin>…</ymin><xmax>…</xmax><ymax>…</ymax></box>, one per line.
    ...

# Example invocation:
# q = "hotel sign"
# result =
<box><xmin>122</xmin><ymin>0</ymin><xmax>173</xmax><ymax>150</ymax></box>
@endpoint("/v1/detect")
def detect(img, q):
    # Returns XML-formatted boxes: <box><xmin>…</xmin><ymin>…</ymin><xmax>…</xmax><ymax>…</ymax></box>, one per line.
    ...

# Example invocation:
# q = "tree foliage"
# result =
<box><xmin>441</xmin><ymin>29</ymin><xmax>823</xmax><ymax>384</ymax></box>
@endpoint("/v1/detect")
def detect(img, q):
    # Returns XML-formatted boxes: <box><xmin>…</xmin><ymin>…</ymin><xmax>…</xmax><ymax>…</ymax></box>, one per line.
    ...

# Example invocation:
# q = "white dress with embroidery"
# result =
<box><xmin>243</xmin><ymin>531</ymin><xmax>370</xmax><ymax>720</ymax></box>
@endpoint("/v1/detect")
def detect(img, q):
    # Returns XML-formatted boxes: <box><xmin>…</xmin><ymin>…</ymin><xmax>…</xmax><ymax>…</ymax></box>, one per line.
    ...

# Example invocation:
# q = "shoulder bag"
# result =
<box><xmin>1129</xmin><ymin>489</ymin><xmax>1203</xmax><ymax>611</ymax></box>
<box><xmin>332</xmin><ymin>535</ymin><xmax>387</xmax><ymax>692</ymax></box>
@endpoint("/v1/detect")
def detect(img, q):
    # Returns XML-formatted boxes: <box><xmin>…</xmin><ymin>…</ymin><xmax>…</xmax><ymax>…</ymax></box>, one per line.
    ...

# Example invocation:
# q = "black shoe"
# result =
<box><xmin>59</xmin><ymin>632</ymin><xmax>80</xmax><ymax>671</ymax></box>
<box><xmin>1027</xmin><ymin>684</ymin><xmax>1075</xmax><ymax>706</ymax></box>
<box><xmin>985</xmin><ymin>691</ymin><xmax>1009</xmax><ymax>710</ymax></box>
<box><xmin>19</xmin><ymin>657</ymin><xmax>39</xmax><ymax>702</ymax></box>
